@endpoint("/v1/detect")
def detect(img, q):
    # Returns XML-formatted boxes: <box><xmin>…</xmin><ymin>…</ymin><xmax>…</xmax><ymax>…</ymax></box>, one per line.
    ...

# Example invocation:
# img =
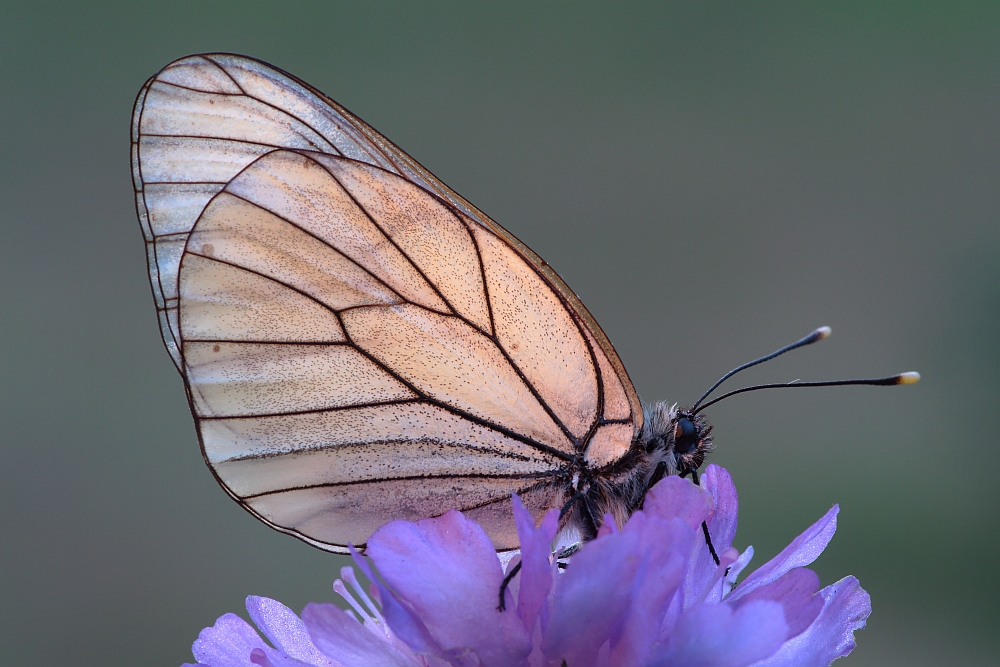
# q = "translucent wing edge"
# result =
<box><xmin>132</xmin><ymin>73</ymin><xmax>185</xmax><ymax>371</ymax></box>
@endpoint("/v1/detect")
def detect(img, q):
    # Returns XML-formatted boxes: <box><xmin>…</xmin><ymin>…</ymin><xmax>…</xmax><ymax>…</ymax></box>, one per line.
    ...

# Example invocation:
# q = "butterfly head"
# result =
<box><xmin>640</xmin><ymin>401</ymin><xmax>714</xmax><ymax>479</ymax></box>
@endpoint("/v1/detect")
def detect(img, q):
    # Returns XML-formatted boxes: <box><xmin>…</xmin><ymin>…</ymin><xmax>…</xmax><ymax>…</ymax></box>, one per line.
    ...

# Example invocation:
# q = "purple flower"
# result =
<box><xmin>182</xmin><ymin>465</ymin><xmax>869</xmax><ymax>667</ymax></box>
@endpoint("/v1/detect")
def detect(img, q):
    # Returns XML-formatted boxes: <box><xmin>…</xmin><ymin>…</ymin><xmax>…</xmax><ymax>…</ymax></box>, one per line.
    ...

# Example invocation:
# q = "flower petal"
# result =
<box><xmin>191</xmin><ymin>612</ymin><xmax>276</xmax><ymax>667</ymax></box>
<box><xmin>642</xmin><ymin>476</ymin><xmax>713</xmax><ymax>529</ymax></box>
<box><xmin>702</xmin><ymin>465</ymin><xmax>739</xmax><ymax>553</ymax></box>
<box><xmin>609</xmin><ymin>512</ymin><xmax>692</xmax><ymax>667</ymax></box>
<box><xmin>723</xmin><ymin>546</ymin><xmax>754</xmax><ymax>597</ymax></box>
<box><xmin>512</xmin><ymin>495</ymin><xmax>559</xmax><ymax>634</ymax></box>
<box><xmin>249</xmin><ymin>646</ymin><xmax>316</xmax><ymax>667</ymax></box>
<box><xmin>350</xmin><ymin>545</ymin><xmax>446</xmax><ymax>658</ymax></box>
<box><xmin>366</xmin><ymin>510</ymin><xmax>532</xmax><ymax>667</ymax></box>
<box><xmin>650</xmin><ymin>599</ymin><xmax>788</xmax><ymax>667</ymax></box>
<box><xmin>543</xmin><ymin>530</ymin><xmax>642</xmax><ymax>667</ymax></box>
<box><xmin>596</xmin><ymin>512</ymin><xmax>618</xmax><ymax>537</ymax></box>
<box><xmin>729</xmin><ymin>505</ymin><xmax>838</xmax><ymax>601</ymax></box>
<box><xmin>730</xmin><ymin>568</ymin><xmax>823</xmax><ymax>639</ymax></box>
<box><xmin>749</xmin><ymin>576</ymin><xmax>870</xmax><ymax>667</ymax></box>
<box><xmin>246</xmin><ymin>596</ymin><xmax>337</xmax><ymax>666</ymax></box>
<box><xmin>684</xmin><ymin>466</ymin><xmax>740</xmax><ymax>605</ymax></box>
<box><xmin>302</xmin><ymin>602</ymin><xmax>415</xmax><ymax>667</ymax></box>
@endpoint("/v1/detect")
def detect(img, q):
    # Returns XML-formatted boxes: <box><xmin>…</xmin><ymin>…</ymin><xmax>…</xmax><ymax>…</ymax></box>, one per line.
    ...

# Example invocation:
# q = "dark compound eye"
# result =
<box><xmin>673</xmin><ymin>417</ymin><xmax>699</xmax><ymax>455</ymax></box>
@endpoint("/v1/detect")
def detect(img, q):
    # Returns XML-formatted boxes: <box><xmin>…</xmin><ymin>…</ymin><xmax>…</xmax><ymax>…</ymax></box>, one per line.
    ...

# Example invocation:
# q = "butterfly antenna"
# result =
<box><xmin>692</xmin><ymin>372</ymin><xmax>920</xmax><ymax>414</ymax></box>
<box><xmin>690</xmin><ymin>327</ymin><xmax>833</xmax><ymax>413</ymax></box>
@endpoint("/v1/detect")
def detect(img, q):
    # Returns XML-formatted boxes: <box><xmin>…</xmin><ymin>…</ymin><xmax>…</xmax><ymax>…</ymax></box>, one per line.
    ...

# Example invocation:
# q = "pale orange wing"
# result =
<box><xmin>132</xmin><ymin>54</ymin><xmax>642</xmax><ymax>551</ymax></box>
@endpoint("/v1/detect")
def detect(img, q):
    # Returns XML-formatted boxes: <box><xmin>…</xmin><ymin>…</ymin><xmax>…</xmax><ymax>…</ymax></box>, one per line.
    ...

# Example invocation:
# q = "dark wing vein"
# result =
<box><xmin>220</xmin><ymin>188</ymin><xmax>409</xmax><ymax>306</ymax></box>
<box><xmin>241</xmin><ymin>471</ymin><xmax>559</xmax><ymax>500</ymax></box>
<box><xmin>178</xmin><ymin>250</ymin><xmax>573</xmax><ymax>462</ymax></box>
<box><xmin>219</xmin><ymin>433</ymin><xmax>543</xmax><ymax>465</ymax></box>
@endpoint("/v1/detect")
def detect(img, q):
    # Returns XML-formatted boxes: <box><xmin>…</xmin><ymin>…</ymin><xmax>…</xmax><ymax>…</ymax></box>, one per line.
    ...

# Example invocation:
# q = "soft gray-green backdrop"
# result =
<box><xmin>1</xmin><ymin>2</ymin><xmax>996</xmax><ymax>665</ymax></box>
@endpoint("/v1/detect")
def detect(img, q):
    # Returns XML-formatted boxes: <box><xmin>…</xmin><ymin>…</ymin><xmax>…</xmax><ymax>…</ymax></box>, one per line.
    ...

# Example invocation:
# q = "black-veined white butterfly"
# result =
<box><xmin>132</xmin><ymin>54</ymin><xmax>917</xmax><ymax>555</ymax></box>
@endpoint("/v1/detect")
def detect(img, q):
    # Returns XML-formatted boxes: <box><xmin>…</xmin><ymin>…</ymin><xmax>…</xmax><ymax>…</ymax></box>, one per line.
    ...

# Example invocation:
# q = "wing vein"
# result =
<box><xmin>142</xmin><ymin>180</ymin><xmax>227</xmax><ymax>186</ymax></box>
<box><xmin>221</xmin><ymin>190</ymin><xmax>409</xmax><ymax>306</ymax></box>
<box><xmin>220</xmin><ymin>55</ymin><xmax>397</xmax><ymax>170</ymax></box>
<box><xmin>185</xmin><ymin>339</ymin><xmax>350</xmax><ymax>346</ymax></box>
<box><xmin>135</xmin><ymin>89</ymin><xmax>181</xmax><ymax>366</ymax></box>
<box><xmin>201</xmin><ymin>55</ymin><xmax>248</xmax><ymax>95</ymax></box>
<box><xmin>327</xmin><ymin>309</ymin><xmax>575</xmax><ymax>462</ymax></box>
<box><xmin>220</xmin><ymin>439</ymin><xmax>542</xmax><ymax>465</ymax></box>
<box><xmin>213</xmin><ymin>82</ymin><xmax>348</xmax><ymax>158</ymax></box>
<box><xmin>575</xmin><ymin>314</ymin><xmax>605</xmax><ymax>451</ymax></box>
<box><xmin>454</xmin><ymin>478</ymin><xmax>558</xmax><ymax>514</ymax></box>
<box><xmin>349</xmin><ymin>157</ymin><xmax>586</xmax><ymax>450</ymax></box>
<box><xmin>198</xmin><ymin>397</ymin><xmax>425</xmax><ymax>421</ymax></box>
<box><xmin>141</xmin><ymin>132</ymin><xmax>328</xmax><ymax>153</ymax></box>
<box><xmin>313</xmin><ymin>155</ymin><xmax>461</xmax><ymax>316</ymax></box>
<box><xmin>308</xmin><ymin>156</ymin><xmax>582</xmax><ymax>450</ymax></box>
<box><xmin>154</xmin><ymin>79</ymin><xmax>242</xmax><ymax>97</ymax></box>
<box><xmin>461</xmin><ymin>210</ymin><xmax>496</xmax><ymax>338</ymax></box>
<box><xmin>184</xmin><ymin>251</ymin><xmax>348</xmax><ymax>319</ymax></box>
<box><xmin>241</xmin><ymin>471</ymin><xmax>560</xmax><ymax>499</ymax></box>
<box><xmin>273</xmin><ymin>77</ymin><xmax>412</xmax><ymax>175</ymax></box>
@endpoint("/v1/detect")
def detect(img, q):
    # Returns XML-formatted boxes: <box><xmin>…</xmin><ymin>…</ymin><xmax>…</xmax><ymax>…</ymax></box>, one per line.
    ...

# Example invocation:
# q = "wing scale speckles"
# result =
<box><xmin>132</xmin><ymin>53</ymin><xmax>644</xmax><ymax>552</ymax></box>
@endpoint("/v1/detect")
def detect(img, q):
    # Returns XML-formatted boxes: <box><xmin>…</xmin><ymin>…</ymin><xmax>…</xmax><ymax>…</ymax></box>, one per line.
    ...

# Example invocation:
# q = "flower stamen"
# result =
<box><xmin>342</xmin><ymin>566</ymin><xmax>384</xmax><ymax>624</ymax></box>
<box><xmin>333</xmin><ymin>578</ymin><xmax>372</xmax><ymax>624</ymax></box>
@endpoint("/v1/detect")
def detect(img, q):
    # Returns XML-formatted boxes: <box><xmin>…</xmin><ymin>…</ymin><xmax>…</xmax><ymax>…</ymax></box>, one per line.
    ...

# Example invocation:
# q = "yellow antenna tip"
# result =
<box><xmin>814</xmin><ymin>326</ymin><xmax>832</xmax><ymax>340</ymax></box>
<box><xmin>898</xmin><ymin>372</ymin><xmax>921</xmax><ymax>385</ymax></box>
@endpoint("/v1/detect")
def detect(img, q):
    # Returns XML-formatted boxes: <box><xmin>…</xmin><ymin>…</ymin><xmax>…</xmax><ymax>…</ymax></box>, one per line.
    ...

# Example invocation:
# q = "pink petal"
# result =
<box><xmin>246</xmin><ymin>596</ymin><xmax>336</xmax><ymax>666</ymax></box>
<box><xmin>650</xmin><ymin>599</ymin><xmax>788</xmax><ymax>667</ymax></box>
<box><xmin>301</xmin><ymin>602</ymin><xmax>415</xmax><ymax>667</ymax></box>
<box><xmin>512</xmin><ymin>495</ymin><xmax>559</xmax><ymax>634</ymax></box>
<box><xmin>729</xmin><ymin>505</ymin><xmax>839</xmax><ymax>602</ymax></box>
<box><xmin>366</xmin><ymin>510</ymin><xmax>532</xmax><ymax>667</ymax></box>
<box><xmin>191</xmin><ymin>613</ymin><xmax>274</xmax><ymax>667</ymax></box>
<box><xmin>542</xmin><ymin>530</ymin><xmax>643</xmax><ymax>667</ymax></box>
<box><xmin>730</xmin><ymin>568</ymin><xmax>823</xmax><ymax>639</ymax></box>
<box><xmin>642</xmin><ymin>476</ymin><xmax>713</xmax><ymax>530</ymax></box>
<box><xmin>750</xmin><ymin>576</ymin><xmax>871</xmax><ymax>667</ymax></box>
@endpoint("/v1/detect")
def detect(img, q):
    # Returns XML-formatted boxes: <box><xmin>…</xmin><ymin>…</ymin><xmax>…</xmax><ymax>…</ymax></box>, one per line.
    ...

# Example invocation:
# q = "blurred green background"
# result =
<box><xmin>1</xmin><ymin>2</ymin><xmax>996</xmax><ymax>665</ymax></box>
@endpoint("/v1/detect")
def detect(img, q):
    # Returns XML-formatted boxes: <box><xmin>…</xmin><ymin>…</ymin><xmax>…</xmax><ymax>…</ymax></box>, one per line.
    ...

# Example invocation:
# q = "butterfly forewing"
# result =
<box><xmin>132</xmin><ymin>54</ymin><xmax>642</xmax><ymax>551</ymax></box>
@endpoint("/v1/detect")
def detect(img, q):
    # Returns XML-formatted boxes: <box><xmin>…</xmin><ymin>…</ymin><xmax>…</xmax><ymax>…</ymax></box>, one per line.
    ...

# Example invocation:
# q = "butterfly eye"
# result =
<box><xmin>673</xmin><ymin>417</ymin><xmax>699</xmax><ymax>455</ymax></box>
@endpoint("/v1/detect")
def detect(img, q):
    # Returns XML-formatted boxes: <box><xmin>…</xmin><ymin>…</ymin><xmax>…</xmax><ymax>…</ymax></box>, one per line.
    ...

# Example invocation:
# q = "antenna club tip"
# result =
<box><xmin>814</xmin><ymin>326</ymin><xmax>832</xmax><ymax>340</ymax></box>
<box><xmin>898</xmin><ymin>371</ymin><xmax>921</xmax><ymax>385</ymax></box>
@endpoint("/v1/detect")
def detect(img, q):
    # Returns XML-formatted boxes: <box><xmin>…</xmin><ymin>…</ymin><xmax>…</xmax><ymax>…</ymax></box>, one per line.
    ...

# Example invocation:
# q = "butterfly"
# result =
<box><xmin>132</xmin><ymin>54</ymin><xmax>915</xmax><ymax>555</ymax></box>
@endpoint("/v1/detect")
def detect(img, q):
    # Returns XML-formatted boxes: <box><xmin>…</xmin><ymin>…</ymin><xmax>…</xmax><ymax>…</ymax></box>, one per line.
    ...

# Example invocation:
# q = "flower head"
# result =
<box><xmin>182</xmin><ymin>465</ymin><xmax>869</xmax><ymax>667</ymax></box>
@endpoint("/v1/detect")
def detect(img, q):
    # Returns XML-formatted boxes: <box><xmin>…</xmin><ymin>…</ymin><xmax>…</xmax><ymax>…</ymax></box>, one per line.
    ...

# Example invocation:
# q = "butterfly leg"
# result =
<box><xmin>690</xmin><ymin>467</ymin><xmax>721</xmax><ymax>566</ymax></box>
<box><xmin>497</xmin><ymin>492</ymin><xmax>583</xmax><ymax>611</ymax></box>
<box><xmin>497</xmin><ymin>560</ymin><xmax>522</xmax><ymax>612</ymax></box>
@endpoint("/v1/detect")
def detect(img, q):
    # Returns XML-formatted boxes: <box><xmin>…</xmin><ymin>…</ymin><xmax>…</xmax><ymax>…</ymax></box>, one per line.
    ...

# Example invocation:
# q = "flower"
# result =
<box><xmin>181</xmin><ymin>465</ymin><xmax>870</xmax><ymax>667</ymax></box>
